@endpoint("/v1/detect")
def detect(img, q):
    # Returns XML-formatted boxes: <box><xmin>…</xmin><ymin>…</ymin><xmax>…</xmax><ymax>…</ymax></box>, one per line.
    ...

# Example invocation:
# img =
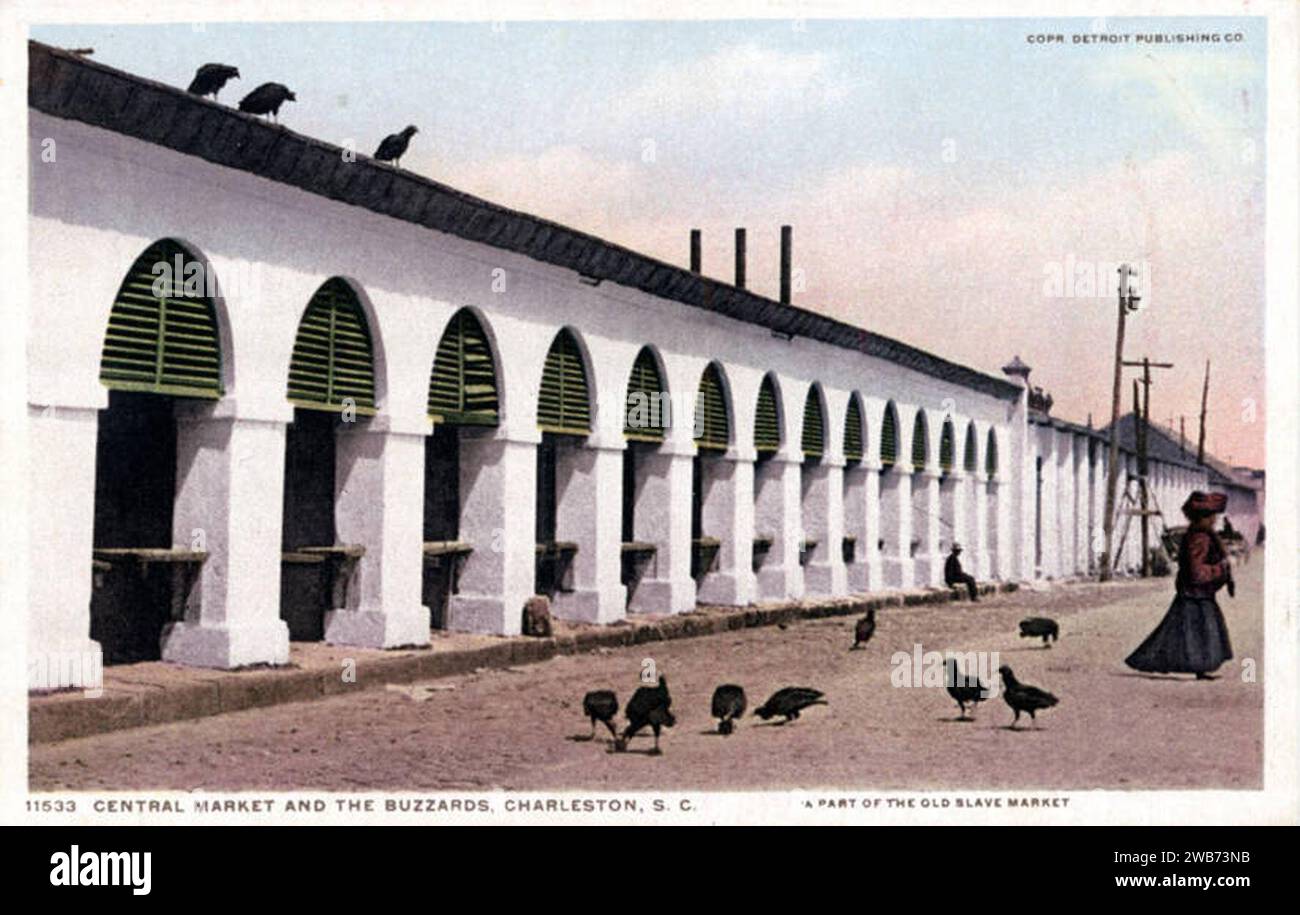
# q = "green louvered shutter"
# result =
<box><xmin>844</xmin><ymin>397</ymin><xmax>864</xmax><ymax>464</ymax></box>
<box><xmin>754</xmin><ymin>376</ymin><xmax>780</xmax><ymax>455</ymax></box>
<box><xmin>880</xmin><ymin>405</ymin><xmax>898</xmax><ymax>468</ymax></box>
<box><xmin>801</xmin><ymin>388</ymin><xmax>825</xmax><ymax>460</ymax></box>
<box><xmin>99</xmin><ymin>240</ymin><xmax>223</xmax><ymax>398</ymax></box>
<box><xmin>694</xmin><ymin>364</ymin><xmax>729</xmax><ymax>451</ymax></box>
<box><xmin>537</xmin><ymin>330</ymin><xmax>591</xmax><ymax>435</ymax></box>
<box><xmin>287</xmin><ymin>279</ymin><xmax>376</xmax><ymax>413</ymax></box>
<box><xmin>939</xmin><ymin>420</ymin><xmax>955</xmax><ymax>472</ymax></box>
<box><xmin>624</xmin><ymin>348</ymin><xmax>666</xmax><ymax>441</ymax></box>
<box><xmin>912</xmin><ymin>413</ymin><xmax>929</xmax><ymax>470</ymax></box>
<box><xmin>428</xmin><ymin>309</ymin><xmax>499</xmax><ymax>426</ymax></box>
<box><xmin>986</xmin><ymin>430</ymin><xmax>999</xmax><ymax>476</ymax></box>
<box><xmin>964</xmin><ymin>424</ymin><xmax>978</xmax><ymax>472</ymax></box>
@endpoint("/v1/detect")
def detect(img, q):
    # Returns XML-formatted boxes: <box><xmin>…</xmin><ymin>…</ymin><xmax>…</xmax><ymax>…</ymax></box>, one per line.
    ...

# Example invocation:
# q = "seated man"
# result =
<box><xmin>944</xmin><ymin>543</ymin><xmax>979</xmax><ymax>602</ymax></box>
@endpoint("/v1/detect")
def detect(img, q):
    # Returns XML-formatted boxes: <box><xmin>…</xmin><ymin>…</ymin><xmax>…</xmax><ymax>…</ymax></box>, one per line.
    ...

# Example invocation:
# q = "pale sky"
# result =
<box><xmin>33</xmin><ymin>16</ymin><xmax>1268</xmax><ymax>467</ymax></box>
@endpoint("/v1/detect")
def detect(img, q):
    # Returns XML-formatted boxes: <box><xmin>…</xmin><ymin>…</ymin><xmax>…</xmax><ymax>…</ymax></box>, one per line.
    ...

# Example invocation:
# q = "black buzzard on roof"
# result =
<box><xmin>238</xmin><ymin>82</ymin><xmax>296</xmax><ymax>122</ymax></box>
<box><xmin>187</xmin><ymin>63</ymin><xmax>240</xmax><ymax>100</ymax></box>
<box><xmin>374</xmin><ymin>125</ymin><xmax>419</xmax><ymax>168</ymax></box>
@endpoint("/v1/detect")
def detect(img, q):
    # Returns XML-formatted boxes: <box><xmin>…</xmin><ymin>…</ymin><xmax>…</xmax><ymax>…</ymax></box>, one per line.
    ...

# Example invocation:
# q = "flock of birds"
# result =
<box><xmin>185</xmin><ymin>63</ymin><xmax>419</xmax><ymax>166</ymax></box>
<box><xmin>579</xmin><ymin>607</ymin><xmax>1065</xmax><ymax>755</ymax></box>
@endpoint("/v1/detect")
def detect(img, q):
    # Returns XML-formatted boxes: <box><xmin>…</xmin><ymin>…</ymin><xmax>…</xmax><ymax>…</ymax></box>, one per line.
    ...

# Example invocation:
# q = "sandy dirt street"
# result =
<box><xmin>30</xmin><ymin>564</ymin><xmax>1263</xmax><ymax>791</ymax></box>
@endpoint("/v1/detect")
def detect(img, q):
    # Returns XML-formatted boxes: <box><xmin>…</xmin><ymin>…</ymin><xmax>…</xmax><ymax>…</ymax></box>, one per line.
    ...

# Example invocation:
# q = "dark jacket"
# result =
<box><xmin>944</xmin><ymin>553</ymin><xmax>967</xmax><ymax>584</ymax></box>
<box><xmin>1176</xmin><ymin>530</ymin><xmax>1231</xmax><ymax>599</ymax></box>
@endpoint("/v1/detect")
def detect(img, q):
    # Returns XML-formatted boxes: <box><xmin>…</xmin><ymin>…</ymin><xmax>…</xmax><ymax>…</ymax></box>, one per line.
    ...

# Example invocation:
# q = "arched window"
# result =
<box><xmin>986</xmin><ymin>428</ymin><xmax>999</xmax><ymax>476</ymax></box>
<box><xmin>100</xmin><ymin>239</ymin><xmax>223</xmax><ymax>399</ymax></box>
<box><xmin>939</xmin><ymin>418</ymin><xmax>955</xmax><ymax>472</ymax></box>
<box><xmin>963</xmin><ymin>423</ymin><xmax>978</xmax><ymax>472</ymax></box>
<box><xmin>801</xmin><ymin>386</ymin><xmax>826</xmax><ymax>461</ymax></box>
<box><xmin>287</xmin><ymin>278</ymin><xmax>376</xmax><ymax>413</ymax></box>
<box><xmin>843</xmin><ymin>396</ymin><xmax>864</xmax><ymax>465</ymax></box>
<box><xmin>537</xmin><ymin>329</ymin><xmax>591</xmax><ymax>435</ymax></box>
<box><xmin>694</xmin><ymin>363</ymin><xmax>730</xmax><ymax>452</ymax></box>
<box><xmin>624</xmin><ymin>347</ymin><xmax>667</xmax><ymax>441</ymax></box>
<box><xmin>912</xmin><ymin>411</ymin><xmax>929</xmax><ymax>470</ymax></box>
<box><xmin>428</xmin><ymin>308</ymin><xmax>499</xmax><ymax>426</ymax></box>
<box><xmin>880</xmin><ymin>402</ymin><xmax>899</xmax><ymax>469</ymax></box>
<box><xmin>754</xmin><ymin>374</ymin><xmax>781</xmax><ymax>455</ymax></box>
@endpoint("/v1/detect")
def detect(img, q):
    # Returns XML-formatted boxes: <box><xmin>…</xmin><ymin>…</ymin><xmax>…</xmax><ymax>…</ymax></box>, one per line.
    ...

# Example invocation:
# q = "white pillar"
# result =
<box><xmin>879</xmin><ymin>467</ymin><xmax>914</xmax><ymax>588</ymax></box>
<box><xmin>324</xmin><ymin>416</ymin><xmax>431</xmax><ymax>648</ymax></box>
<box><xmin>27</xmin><ymin>404</ymin><xmax>102</xmax><ymax>688</ymax></box>
<box><xmin>912</xmin><ymin>469</ymin><xmax>942</xmax><ymax>586</ymax></box>
<box><xmin>696</xmin><ymin>450</ymin><xmax>756</xmax><ymax>605</ymax></box>
<box><xmin>864</xmin><ymin>461</ymin><xmax>885</xmax><ymax>590</ymax></box>
<box><xmin>447</xmin><ymin>433</ymin><xmax>536</xmax><ymax>635</ymax></box>
<box><xmin>628</xmin><ymin>442</ymin><xmax>696</xmax><ymax>614</ymax></box>
<box><xmin>843</xmin><ymin>464</ymin><xmax>867</xmax><ymax>592</ymax></box>
<box><xmin>971</xmin><ymin>464</ymin><xmax>990</xmax><ymax>579</ymax></box>
<box><xmin>162</xmin><ymin>401</ymin><xmax>292</xmax><ymax>667</ymax></box>
<box><xmin>803</xmin><ymin>460</ymin><xmax>847</xmax><ymax>596</ymax></box>
<box><xmin>941</xmin><ymin>468</ymin><xmax>969</xmax><ymax>562</ymax></box>
<box><xmin>754</xmin><ymin>454</ymin><xmax>804</xmax><ymax>600</ymax></box>
<box><xmin>552</xmin><ymin>438</ymin><xmax>627</xmax><ymax>623</ymax></box>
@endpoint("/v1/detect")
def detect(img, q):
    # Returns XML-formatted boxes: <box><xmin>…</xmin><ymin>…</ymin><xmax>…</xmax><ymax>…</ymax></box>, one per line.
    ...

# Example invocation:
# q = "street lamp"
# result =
<box><xmin>1100</xmin><ymin>263</ymin><xmax>1142</xmax><ymax>581</ymax></box>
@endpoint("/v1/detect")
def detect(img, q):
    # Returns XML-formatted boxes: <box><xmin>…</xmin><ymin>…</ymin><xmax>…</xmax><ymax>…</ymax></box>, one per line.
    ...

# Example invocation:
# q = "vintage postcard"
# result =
<box><xmin>1</xmin><ymin>0</ymin><xmax>1296</xmax><ymax>831</ymax></box>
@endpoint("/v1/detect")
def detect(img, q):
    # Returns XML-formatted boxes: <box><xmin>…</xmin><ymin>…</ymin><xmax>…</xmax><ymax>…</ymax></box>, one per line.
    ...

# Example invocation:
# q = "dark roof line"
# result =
<box><xmin>27</xmin><ymin>40</ymin><xmax>1021</xmax><ymax>402</ymax></box>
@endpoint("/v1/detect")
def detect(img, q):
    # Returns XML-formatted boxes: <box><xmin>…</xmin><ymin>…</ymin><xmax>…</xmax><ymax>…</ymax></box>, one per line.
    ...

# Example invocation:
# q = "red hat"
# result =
<box><xmin>1183</xmin><ymin>491</ymin><xmax>1227</xmax><ymax>514</ymax></box>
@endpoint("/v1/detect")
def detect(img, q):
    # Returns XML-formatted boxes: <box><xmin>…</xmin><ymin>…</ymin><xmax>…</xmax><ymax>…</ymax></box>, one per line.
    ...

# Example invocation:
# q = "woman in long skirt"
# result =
<box><xmin>1125</xmin><ymin>491</ymin><xmax>1234</xmax><ymax>680</ymax></box>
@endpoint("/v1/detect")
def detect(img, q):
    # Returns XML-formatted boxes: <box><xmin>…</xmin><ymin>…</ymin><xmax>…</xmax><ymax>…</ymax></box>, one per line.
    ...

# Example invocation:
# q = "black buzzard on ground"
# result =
<box><xmin>615</xmin><ymin>675</ymin><xmax>675</xmax><ymax>754</ymax></box>
<box><xmin>754</xmin><ymin>687</ymin><xmax>826</xmax><ymax>724</ymax></box>
<box><xmin>581</xmin><ymin>690</ymin><xmax>618</xmax><ymax>741</ymax></box>
<box><xmin>711</xmin><ymin>684</ymin><xmax>746</xmax><ymax>735</ymax></box>
<box><xmin>944</xmin><ymin>657</ymin><xmax>989</xmax><ymax>720</ymax></box>
<box><xmin>238</xmin><ymin>82</ymin><xmax>296</xmax><ymax>122</ymax></box>
<box><xmin>998</xmin><ymin>665</ymin><xmax>1059</xmax><ymax>729</ymax></box>
<box><xmin>187</xmin><ymin>63</ymin><xmax>240</xmax><ymax>100</ymax></box>
<box><xmin>852</xmin><ymin>608</ymin><xmax>876</xmax><ymax>650</ymax></box>
<box><xmin>374</xmin><ymin>125</ymin><xmax>419</xmax><ymax>167</ymax></box>
<box><xmin>1019</xmin><ymin>617</ymin><xmax>1060</xmax><ymax>647</ymax></box>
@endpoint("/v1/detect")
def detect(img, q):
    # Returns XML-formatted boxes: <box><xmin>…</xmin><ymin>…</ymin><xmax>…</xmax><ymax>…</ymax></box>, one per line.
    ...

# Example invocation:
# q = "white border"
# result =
<box><xmin>0</xmin><ymin>0</ymin><xmax>1295</xmax><ymax>827</ymax></box>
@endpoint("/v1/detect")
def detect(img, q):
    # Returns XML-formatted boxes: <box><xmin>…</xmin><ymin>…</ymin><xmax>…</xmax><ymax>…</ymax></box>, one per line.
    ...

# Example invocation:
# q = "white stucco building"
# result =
<box><xmin>24</xmin><ymin>42</ymin><xmax>1263</xmax><ymax>687</ymax></box>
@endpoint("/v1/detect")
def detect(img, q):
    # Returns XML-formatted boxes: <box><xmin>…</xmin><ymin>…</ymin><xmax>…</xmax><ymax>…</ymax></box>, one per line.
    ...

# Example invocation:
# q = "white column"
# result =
<box><xmin>754</xmin><ymin>454</ymin><xmax>804</xmax><ymax>600</ymax></box>
<box><xmin>628</xmin><ymin>442</ymin><xmax>696</xmax><ymax>614</ymax></box>
<box><xmin>325</xmin><ymin>417</ymin><xmax>431</xmax><ymax>648</ymax></box>
<box><xmin>912</xmin><ymin>468</ymin><xmax>942</xmax><ymax>586</ymax></box>
<box><xmin>843</xmin><ymin>464</ymin><xmax>867</xmax><ymax>592</ymax></box>
<box><xmin>864</xmin><ymin>461</ymin><xmax>884</xmax><ymax>590</ymax></box>
<box><xmin>162</xmin><ymin>401</ymin><xmax>292</xmax><ymax>667</ymax></box>
<box><xmin>553</xmin><ymin>438</ymin><xmax>627</xmax><ymax>623</ymax></box>
<box><xmin>971</xmin><ymin>465</ymin><xmax>990</xmax><ymax>579</ymax></box>
<box><xmin>941</xmin><ymin>469</ymin><xmax>969</xmax><ymax>562</ymax></box>
<box><xmin>803</xmin><ymin>459</ymin><xmax>847</xmax><ymax>596</ymax></box>
<box><xmin>27</xmin><ymin>404</ymin><xmax>102</xmax><ymax>688</ymax></box>
<box><xmin>879</xmin><ymin>467</ymin><xmax>914</xmax><ymax>588</ymax></box>
<box><xmin>696</xmin><ymin>450</ymin><xmax>756</xmax><ymax>605</ymax></box>
<box><xmin>447</xmin><ymin>433</ymin><xmax>537</xmax><ymax>635</ymax></box>
<box><xmin>1057</xmin><ymin>431</ymin><xmax>1076</xmax><ymax>577</ymax></box>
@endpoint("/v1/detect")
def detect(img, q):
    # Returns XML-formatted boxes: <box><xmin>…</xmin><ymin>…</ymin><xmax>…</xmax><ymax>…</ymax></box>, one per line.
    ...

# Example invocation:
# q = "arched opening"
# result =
<box><xmin>621</xmin><ymin>346</ymin><xmax>669</xmax><ymax>606</ymax></box>
<box><xmin>842</xmin><ymin>394</ymin><xmax>868</xmax><ymax>590</ymax></box>
<box><xmin>534</xmin><ymin>328</ymin><xmax>592</xmax><ymax>600</ymax></box>
<box><xmin>877</xmin><ymin>401</ymin><xmax>905</xmax><ymax>585</ymax></box>
<box><xmin>961</xmin><ymin>422</ymin><xmax>980</xmax><ymax>574</ymax></box>
<box><xmin>690</xmin><ymin>362</ymin><xmax>731</xmax><ymax>586</ymax></box>
<box><xmin>909</xmin><ymin>409</ymin><xmax>932</xmax><ymax>566</ymax></box>
<box><xmin>91</xmin><ymin>239</ymin><xmax>224</xmax><ymax>664</ymax></box>
<box><xmin>749</xmin><ymin>372</ymin><xmax>783</xmax><ymax>577</ymax></box>
<box><xmin>280</xmin><ymin>277</ymin><xmax>377</xmax><ymax>641</ymax></box>
<box><xmin>937</xmin><ymin>416</ymin><xmax>959</xmax><ymax>556</ymax></box>
<box><xmin>422</xmin><ymin>307</ymin><xmax>500</xmax><ymax>628</ymax></box>
<box><xmin>798</xmin><ymin>384</ymin><xmax>828</xmax><ymax>576</ymax></box>
<box><xmin>985</xmin><ymin>427</ymin><xmax>1000</xmax><ymax>577</ymax></box>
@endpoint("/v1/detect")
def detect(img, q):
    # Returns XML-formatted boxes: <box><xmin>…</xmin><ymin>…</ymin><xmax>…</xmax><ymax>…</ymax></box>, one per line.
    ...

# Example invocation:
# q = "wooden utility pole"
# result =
<box><xmin>1197</xmin><ymin>359</ymin><xmax>1210</xmax><ymax>465</ymax></box>
<box><xmin>1121</xmin><ymin>356</ymin><xmax>1172</xmax><ymax>576</ymax></box>
<box><xmin>1102</xmin><ymin>265</ymin><xmax>1141</xmax><ymax>580</ymax></box>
